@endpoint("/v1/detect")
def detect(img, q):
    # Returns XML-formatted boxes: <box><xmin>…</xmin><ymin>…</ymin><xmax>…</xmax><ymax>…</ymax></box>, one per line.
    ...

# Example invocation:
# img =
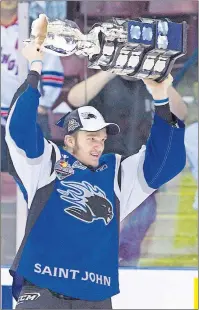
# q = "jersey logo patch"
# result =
<box><xmin>57</xmin><ymin>181</ymin><xmax>114</xmax><ymax>225</ymax></box>
<box><xmin>96</xmin><ymin>164</ymin><xmax>108</xmax><ymax>172</ymax></box>
<box><xmin>55</xmin><ymin>159</ymin><xmax>74</xmax><ymax>180</ymax></box>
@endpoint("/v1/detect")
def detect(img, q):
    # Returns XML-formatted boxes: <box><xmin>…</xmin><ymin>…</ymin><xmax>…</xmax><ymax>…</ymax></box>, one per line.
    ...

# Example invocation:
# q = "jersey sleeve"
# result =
<box><xmin>5</xmin><ymin>76</ymin><xmax>60</xmax><ymax>208</ymax></box>
<box><xmin>115</xmin><ymin>113</ymin><xmax>186</xmax><ymax>221</ymax></box>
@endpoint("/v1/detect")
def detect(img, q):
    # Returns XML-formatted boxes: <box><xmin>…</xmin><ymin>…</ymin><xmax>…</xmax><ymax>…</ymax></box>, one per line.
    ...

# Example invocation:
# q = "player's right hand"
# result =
<box><xmin>142</xmin><ymin>74</ymin><xmax>173</xmax><ymax>100</ymax></box>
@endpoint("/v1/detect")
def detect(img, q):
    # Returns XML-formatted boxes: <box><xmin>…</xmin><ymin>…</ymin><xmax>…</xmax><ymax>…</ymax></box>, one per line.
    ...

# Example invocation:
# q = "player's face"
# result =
<box><xmin>66</xmin><ymin>129</ymin><xmax>107</xmax><ymax>167</ymax></box>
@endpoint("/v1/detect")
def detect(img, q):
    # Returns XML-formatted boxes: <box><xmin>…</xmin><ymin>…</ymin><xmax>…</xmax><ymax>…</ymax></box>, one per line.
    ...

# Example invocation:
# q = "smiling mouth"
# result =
<box><xmin>90</xmin><ymin>152</ymin><xmax>100</xmax><ymax>159</ymax></box>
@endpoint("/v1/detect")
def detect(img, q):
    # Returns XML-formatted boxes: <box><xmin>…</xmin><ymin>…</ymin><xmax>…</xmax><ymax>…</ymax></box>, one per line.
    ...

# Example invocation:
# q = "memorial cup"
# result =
<box><xmin>25</xmin><ymin>14</ymin><xmax>187</xmax><ymax>81</ymax></box>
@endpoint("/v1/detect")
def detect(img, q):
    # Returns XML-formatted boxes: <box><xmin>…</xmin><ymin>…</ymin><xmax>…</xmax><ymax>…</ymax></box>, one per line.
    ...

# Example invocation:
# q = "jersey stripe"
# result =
<box><xmin>41</xmin><ymin>71</ymin><xmax>65</xmax><ymax>77</ymax></box>
<box><xmin>42</xmin><ymin>82</ymin><xmax>64</xmax><ymax>88</ymax></box>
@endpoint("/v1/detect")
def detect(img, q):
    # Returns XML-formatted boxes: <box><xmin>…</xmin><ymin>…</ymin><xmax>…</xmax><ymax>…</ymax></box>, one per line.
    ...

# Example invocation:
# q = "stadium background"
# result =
<box><xmin>1</xmin><ymin>0</ymin><xmax>198</xmax><ymax>308</ymax></box>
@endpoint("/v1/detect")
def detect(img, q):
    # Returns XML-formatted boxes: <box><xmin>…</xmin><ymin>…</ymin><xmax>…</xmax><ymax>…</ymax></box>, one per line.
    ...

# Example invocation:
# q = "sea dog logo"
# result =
<box><xmin>57</xmin><ymin>181</ymin><xmax>114</xmax><ymax>225</ymax></box>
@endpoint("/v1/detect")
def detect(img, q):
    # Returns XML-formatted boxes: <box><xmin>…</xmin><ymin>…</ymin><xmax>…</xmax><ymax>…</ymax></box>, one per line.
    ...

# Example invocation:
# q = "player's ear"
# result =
<box><xmin>64</xmin><ymin>135</ymin><xmax>75</xmax><ymax>149</ymax></box>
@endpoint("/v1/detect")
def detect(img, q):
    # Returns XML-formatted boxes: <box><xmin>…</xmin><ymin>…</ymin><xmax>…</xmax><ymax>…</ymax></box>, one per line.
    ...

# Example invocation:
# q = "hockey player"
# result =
<box><xmin>6</xmin><ymin>40</ymin><xmax>186</xmax><ymax>310</ymax></box>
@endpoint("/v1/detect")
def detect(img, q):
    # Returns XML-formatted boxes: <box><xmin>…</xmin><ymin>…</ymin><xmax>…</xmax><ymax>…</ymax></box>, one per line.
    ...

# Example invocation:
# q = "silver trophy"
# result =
<box><xmin>25</xmin><ymin>14</ymin><xmax>187</xmax><ymax>81</ymax></box>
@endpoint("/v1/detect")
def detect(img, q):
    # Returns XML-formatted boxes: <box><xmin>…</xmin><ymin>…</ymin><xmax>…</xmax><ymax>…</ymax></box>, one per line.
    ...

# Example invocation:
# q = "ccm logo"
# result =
<box><xmin>17</xmin><ymin>293</ymin><xmax>41</xmax><ymax>303</ymax></box>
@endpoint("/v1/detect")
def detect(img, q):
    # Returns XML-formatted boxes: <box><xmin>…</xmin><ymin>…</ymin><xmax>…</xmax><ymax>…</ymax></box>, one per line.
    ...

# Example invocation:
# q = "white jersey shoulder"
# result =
<box><xmin>114</xmin><ymin>146</ymin><xmax>155</xmax><ymax>222</ymax></box>
<box><xmin>1</xmin><ymin>23</ymin><xmax>19</xmax><ymax>113</ymax></box>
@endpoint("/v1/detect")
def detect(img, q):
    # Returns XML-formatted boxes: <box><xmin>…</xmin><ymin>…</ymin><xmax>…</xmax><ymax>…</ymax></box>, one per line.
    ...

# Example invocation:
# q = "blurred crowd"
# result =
<box><xmin>1</xmin><ymin>0</ymin><xmax>198</xmax><ymax>268</ymax></box>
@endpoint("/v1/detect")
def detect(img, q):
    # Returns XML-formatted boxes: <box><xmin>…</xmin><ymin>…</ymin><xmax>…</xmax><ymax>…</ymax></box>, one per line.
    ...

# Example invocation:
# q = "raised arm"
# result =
<box><xmin>116</xmin><ymin>75</ymin><xmax>186</xmax><ymax>221</ymax></box>
<box><xmin>5</xmin><ymin>42</ymin><xmax>59</xmax><ymax>207</ymax></box>
<box><xmin>7</xmin><ymin>43</ymin><xmax>44</xmax><ymax>157</ymax></box>
<box><xmin>167</xmin><ymin>85</ymin><xmax>187</xmax><ymax>121</ymax></box>
<box><xmin>142</xmin><ymin>75</ymin><xmax>186</xmax><ymax>186</ymax></box>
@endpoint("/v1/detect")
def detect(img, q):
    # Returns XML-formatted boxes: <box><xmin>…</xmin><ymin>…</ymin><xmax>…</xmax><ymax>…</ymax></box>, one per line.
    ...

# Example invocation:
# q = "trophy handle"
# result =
<box><xmin>31</xmin><ymin>14</ymin><xmax>48</xmax><ymax>48</ymax></box>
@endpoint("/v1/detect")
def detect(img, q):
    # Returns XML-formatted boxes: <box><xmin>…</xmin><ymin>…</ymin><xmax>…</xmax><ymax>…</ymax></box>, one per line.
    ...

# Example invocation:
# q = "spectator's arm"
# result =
<box><xmin>67</xmin><ymin>71</ymin><xmax>115</xmax><ymax>107</ymax></box>
<box><xmin>39</xmin><ymin>53</ymin><xmax>64</xmax><ymax>109</ymax></box>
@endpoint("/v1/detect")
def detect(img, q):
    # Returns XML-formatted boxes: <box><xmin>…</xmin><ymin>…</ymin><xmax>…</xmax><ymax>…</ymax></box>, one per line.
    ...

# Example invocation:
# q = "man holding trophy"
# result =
<box><xmin>6</xmin><ymin>14</ymin><xmax>186</xmax><ymax>309</ymax></box>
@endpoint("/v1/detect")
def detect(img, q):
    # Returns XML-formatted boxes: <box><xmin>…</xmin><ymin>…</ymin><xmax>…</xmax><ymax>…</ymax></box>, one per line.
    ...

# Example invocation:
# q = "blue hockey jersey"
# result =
<box><xmin>5</xmin><ymin>80</ymin><xmax>186</xmax><ymax>301</ymax></box>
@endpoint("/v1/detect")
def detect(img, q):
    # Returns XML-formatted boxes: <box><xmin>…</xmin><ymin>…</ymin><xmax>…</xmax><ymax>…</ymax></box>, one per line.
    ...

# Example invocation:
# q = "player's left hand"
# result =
<box><xmin>142</xmin><ymin>74</ymin><xmax>173</xmax><ymax>100</ymax></box>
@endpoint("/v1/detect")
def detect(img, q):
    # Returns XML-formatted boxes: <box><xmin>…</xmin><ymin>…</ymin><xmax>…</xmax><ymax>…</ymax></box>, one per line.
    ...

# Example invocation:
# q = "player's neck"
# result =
<box><xmin>1</xmin><ymin>13</ymin><xmax>17</xmax><ymax>27</ymax></box>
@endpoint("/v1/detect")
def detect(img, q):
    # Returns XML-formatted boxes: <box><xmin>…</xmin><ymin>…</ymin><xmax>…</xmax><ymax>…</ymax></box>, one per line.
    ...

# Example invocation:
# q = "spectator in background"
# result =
<box><xmin>1</xmin><ymin>0</ymin><xmax>64</xmax><ymax>171</ymax></box>
<box><xmin>67</xmin><ymin>70</ymin><xmax>187</xmax><ymax>265</ymax></box>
